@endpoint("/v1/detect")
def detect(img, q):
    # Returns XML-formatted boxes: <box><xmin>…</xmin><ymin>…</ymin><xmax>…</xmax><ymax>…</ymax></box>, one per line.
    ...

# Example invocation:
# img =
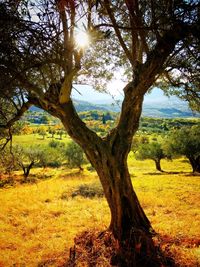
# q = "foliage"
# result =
<box><xmin>164</xmin><ymin>126</ymin><xmax>200</xmax><ymax>173</ymax></box>
<box><xmin>23</xmin><ymin>109</ymin><xmax>200</xmax><ymax>136</ymax></box>
<box><xmin>131</xmin><ymin>135</ymin><xmax>149</xmax><ymax>153</ymax></box>
<box><xmin>139</xmin><ymin>117</ymin><xmax>200</xmax><ymax>134</ymax></box>
<box><xmin>48</xmin><ymin>128</ymin><xmax>56</xmax><ymax>138</ymax></box>
<box><xmin>57</xmin><ymin>130</ymin><xmax>65</xmax><ymax>140</ymax></box>
<box><xmin>48</xmin><ymin>140</ymin><xmax>65</xmax><ymax>149</ymax></box>
<box><xmin>0</xmin><ymin>148</ymin><xmax>15</xmax><ymax>175</ymax></box>
<box><xmin>65</xmin><ymin>141</ymin><xmax>86</xmax><ymax>171</ymax></box>
<box><xmin>38</xmin><ymin>146</ymin><xmax>65</xmax><ymax>168</ymax></box>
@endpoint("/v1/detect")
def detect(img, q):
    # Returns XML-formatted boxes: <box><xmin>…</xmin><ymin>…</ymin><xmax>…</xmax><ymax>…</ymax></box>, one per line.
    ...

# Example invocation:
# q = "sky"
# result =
<box><xmin>72</xmin><ymin>84</ymin><xmax>178</xmax><ymax>105</ymax></box>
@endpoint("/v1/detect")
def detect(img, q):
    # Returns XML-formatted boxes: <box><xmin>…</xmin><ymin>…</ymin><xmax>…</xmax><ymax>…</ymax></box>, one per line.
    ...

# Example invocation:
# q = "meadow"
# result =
<box><xmin>0</xmin><ymin>150</ymin><xmax>199</xmax><ymax>266</ymax></box>
<box><xmin>12</xmin><ymin>133</ymin><xmax>69</xmax><ymax>146</ymax></box>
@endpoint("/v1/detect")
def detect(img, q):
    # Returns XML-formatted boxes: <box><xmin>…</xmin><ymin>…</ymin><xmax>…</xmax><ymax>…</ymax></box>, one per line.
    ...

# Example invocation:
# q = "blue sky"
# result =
<box><xmin>72</xmin><ymin>84</ymin><xmax>178</xmax><ymax>104</ymax></box>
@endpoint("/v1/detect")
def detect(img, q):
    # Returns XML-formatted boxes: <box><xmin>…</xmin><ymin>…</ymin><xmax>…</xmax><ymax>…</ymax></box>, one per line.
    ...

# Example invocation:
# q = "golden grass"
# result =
<box><xmin>0</xmin><ymin>170</ymin><xmax>110</xmax><ymax>266</ymax></box>
<box><xmin>0</xmin><ymin>158</ymin><xmax>199</xmax><ymax>266</ymax></box>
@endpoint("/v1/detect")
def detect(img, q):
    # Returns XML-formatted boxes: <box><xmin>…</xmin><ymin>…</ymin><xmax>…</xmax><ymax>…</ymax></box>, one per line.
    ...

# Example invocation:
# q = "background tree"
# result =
<box><xmin>39</xmin><ymin>144</ymin><xmax>65</xmax><ymax>168</ymax></box>
<box><xmin>135</xmin><ymin>141</ymin><xmax>167</xmax><ymax>172</ymax></box>
<box><xmin>65</xmin><ymin>141</ymin><xmax>86</xmax><ymax>171</ymax></box>
<box><xmin>165</xmin><ymin>126</ymin><xmax>200</xmax><ymax>173</ymax></box>
<box><xmin>13</xmin><ymin>146</ymin><xmax>43</xmax><ymax>181</ymax></box>
<box><xmin>131</xmin><ymin>135</ymin><xmax>149</xmax><ymax>153</ymax></box>
<box><xmin>0</xmin><ymin>1</ymin><xmax>199</xmax><ymax>265</ymax></box>
<box><xmin>0</xmin><ymin>148</ymin><xmax>15</xmax><ymax>179</ymax></box>
<box><xmin>37</xmin><ymin>127</ymin><xmax>47</xmax><ymax>140</ymax></box>
<box><xmin>49</xmin><ymin>128</ymin><xmax>56</xmax><ymax>139</ymax></box>
<box><xmin>40</xmin><ymin>115</ymin><xmax>50</xmax><ymax>124</ymax></box>
<box><xmin>57</xmin><ymin>130</ymin><xmax>64</xmax><ymax>140</ymax></box>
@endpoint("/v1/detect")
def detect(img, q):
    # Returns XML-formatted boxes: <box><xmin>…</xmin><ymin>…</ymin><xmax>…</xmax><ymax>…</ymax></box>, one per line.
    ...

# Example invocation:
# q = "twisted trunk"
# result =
<box><xmin>29</xmin><ymin>83</ymin><xmax>163</xmax><ymax>265</ymax></box>
<box><xmin>22</xmin><ymin>161</ymin><xmax>34</xmax><ymax>180</ymax></box>
<box><xmin>86</xmin><ymin>147</ymin><xmax>156</xmax><ymax>266</ymax></box>
<box><xmin>57</xmin><ymin>92</ymin><xmax>158</xmax><ymax>265</ymax></box>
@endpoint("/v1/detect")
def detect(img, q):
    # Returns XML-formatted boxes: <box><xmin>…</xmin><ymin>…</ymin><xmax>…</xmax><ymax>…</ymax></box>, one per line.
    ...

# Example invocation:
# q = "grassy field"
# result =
<box><xmin>13</xmin><ymin>133</ymin><xmax>70</xmax><ymax>146</ymax></box>
<box><xmin>0</xmin><ymin>155</ymin><xmax>200</xmax><ymax>266</ymax></box>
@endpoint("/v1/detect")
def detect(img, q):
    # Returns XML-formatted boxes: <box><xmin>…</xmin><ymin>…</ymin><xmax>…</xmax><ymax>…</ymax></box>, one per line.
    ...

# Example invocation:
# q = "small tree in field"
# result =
<box><xmin>40</xmin><ymin>145</ymin><xmax>65</xmax><ymax>168</ymax></box>
<box><xmin>49</xmin><ymin>128</ymin><xmax>56</xmax><ymax>139</ymax></box>
<box><xmin>136</xmin><ymin>141</ymin><xmax>167</xmax><ymax>172</ymax></box>
<box><xmin>57</xmin><ymin>130</ymin><xmax>64</xmax><ymax>140</ymax></box>
<box><xmin>165</xmin><ymin>126</ymin><xmax>200</xmax><ymax>173</ymax></box>
<box><xmin>65</xmin><ymin>141</ymin><xmax>85</xmax><ymax>171</ymax></box>
<box><xmin>38</xmin><ymin>127</ymin><xmax>47</xmax><ymax>140</ymax></box>
<box><xmin>14</xmin><ymin>146</ymin><xmax>43</xmax><ymax>181</ymax></box>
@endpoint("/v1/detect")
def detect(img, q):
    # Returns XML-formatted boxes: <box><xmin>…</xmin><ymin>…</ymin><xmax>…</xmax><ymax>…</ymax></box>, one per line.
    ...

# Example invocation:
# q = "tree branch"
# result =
<box><xmin>108</xmin><ymin>22</ymin><xmax>195</xmax><ymax>155</ymax></box>
<box><xmin>102</xmin><ymin>0</ymin><xmax>133</xmax><ymax>65</ymax></box>
<box><xmin>0</xmin><ymin>101</ymin><xmax>32</xmax><ymax>130</ymax></box>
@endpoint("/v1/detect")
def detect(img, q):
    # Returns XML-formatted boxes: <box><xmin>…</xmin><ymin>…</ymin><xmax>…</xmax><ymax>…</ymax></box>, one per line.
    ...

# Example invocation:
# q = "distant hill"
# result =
<box><xmin>73</xmin><ymin>99</ymin><xmax>108</xmax><ymax>112</ymax></box>
<box><xmin>75</xmin><ymin>100</ymin><xmax>197</xmax><ymax>118</ymax></box>
<box><xmin>29</xmin><ymin>98</ymin><xmax>199</xmax><ymax>118</ymax></box>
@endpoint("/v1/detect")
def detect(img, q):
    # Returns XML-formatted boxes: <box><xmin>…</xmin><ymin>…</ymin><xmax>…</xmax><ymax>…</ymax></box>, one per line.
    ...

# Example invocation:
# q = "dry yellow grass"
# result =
<box><xmin>0</xmin><ymin>157</ymin><xmax>199</xmax><ymax>266</ymax></box>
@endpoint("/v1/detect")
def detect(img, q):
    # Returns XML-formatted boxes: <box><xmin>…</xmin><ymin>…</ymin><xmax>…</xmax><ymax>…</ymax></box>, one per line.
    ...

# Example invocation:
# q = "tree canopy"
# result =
<box><xmin>165</xmin><ymin>125</ymin><xmax>200</xmax><ymax>173</ymax></box>
<box><xmin>0</xmin><ymin>1</ymin><xmax>199</xmax><ymax>265</ymax></box>
<box><xmin>0</xmin><ymin>0</ymin><xmax>199</xmax><ymax>131</ymax></box>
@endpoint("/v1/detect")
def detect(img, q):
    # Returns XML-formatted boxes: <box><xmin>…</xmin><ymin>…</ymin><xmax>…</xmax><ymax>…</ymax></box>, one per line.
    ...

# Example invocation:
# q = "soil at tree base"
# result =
<box><xmin>65</xmin><ymin>229</ymin><xmax>177</xmax><ymax>267</ymax></box>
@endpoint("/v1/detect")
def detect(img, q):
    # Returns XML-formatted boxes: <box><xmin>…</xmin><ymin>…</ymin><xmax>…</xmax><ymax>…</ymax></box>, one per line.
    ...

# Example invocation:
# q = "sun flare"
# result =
<box><xmin>75</xmin><ymin>31</ymin><xmax>90</xmax><ymax>48</ymax></box>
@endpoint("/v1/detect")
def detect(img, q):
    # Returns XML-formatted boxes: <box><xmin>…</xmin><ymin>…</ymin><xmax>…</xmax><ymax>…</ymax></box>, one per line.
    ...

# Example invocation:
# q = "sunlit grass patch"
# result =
<box><xmin>13</xmin><ymin>133</ymin><xmax>70</xmax><ymax>146</ymax></box>
<box><xmin>0</xmin><ymin>170</ymin><xmax>109</xmax><ymax>266</ymax></box>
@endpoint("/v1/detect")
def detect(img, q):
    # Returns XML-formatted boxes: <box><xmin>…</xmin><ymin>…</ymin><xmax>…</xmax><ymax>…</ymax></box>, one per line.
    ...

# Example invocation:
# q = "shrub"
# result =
<box><xmin>47</xmin><ymin>160</ymin><xmax>62</xmax><ymax>168</ymax></box>
<box><xmin>49</xmin><ymin>140</ymin><xmax>60</xmax><ymax>148</ymax></box>
<box><xmin>71</xmin><ymin>182</ymin><xmax>104</xmax><ymax>198</ymax></box>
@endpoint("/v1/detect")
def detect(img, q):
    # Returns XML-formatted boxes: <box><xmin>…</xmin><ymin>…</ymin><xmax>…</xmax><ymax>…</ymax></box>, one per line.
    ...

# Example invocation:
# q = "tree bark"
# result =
<box><xmin>23</xmin><ymin>161</ymin><xmax>34</xmax><ymax>180</ymax></box>
<box><xmin>188</xmin><ymin>156</ymin><xmax>200</xmax><ymax>173</ymax></box>
<box><xmin>155</xmin><ymin>159</ymin><xmax>163</xmax><ymax>172</ymax></box>
<box><xmin>90</xmin><ymin>151</ymin><xmax>157</xmax><ymax>266</ymax></box>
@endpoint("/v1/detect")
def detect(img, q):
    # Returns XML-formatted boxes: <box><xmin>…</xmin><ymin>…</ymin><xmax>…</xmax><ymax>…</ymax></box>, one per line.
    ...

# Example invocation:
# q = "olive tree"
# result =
<box><xmin>0</xmin><ymin>1</ymin><xmax>199</xmax><ymax>265</ymax></box>
<box><xmin>136</xmin><ymin>141</ymin><xmax>167</xmax><ymax>172</ymax></box>
<box><xmin>13</xmin><ymin>146</ymin><xmax>43</xmax><ymax>181</ymax></box>
<box><xmin>65</xmin><ymin>140</ymin><xmax>86</xmax><ymax>171</ymax></box>
<box><xmin>165</xmin><ymin>126</ymin><xmax>200</xmax><ymax>173</ymax></box>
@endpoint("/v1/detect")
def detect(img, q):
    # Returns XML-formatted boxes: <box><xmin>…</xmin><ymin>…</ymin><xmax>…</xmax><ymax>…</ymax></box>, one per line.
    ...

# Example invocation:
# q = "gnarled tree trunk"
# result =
<box><xmin>29</xmin><ymin>40</ymin><xmax>183</xmax><ymax>263</ymax></box>
<box><xmin>56</xmin><ymin>88</ymin><xmax>159</xmax><ymax>266</ymax></box>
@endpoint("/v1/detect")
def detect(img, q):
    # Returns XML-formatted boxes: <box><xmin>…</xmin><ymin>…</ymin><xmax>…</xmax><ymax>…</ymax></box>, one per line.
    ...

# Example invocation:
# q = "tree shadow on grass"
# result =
<box><xmin>143</xmin><ymin>172</ymin><xmax>166</xmax><ymax>175</ymax></box>
<box><xmin>60</xmin><ymin>170</ymin><xmax>88</xmax><ymax>180</ymax></box>
<box><xmin>144</xmin><ymin>171</ymin><xmax>192</xmax><ymax>175</ymax></box>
